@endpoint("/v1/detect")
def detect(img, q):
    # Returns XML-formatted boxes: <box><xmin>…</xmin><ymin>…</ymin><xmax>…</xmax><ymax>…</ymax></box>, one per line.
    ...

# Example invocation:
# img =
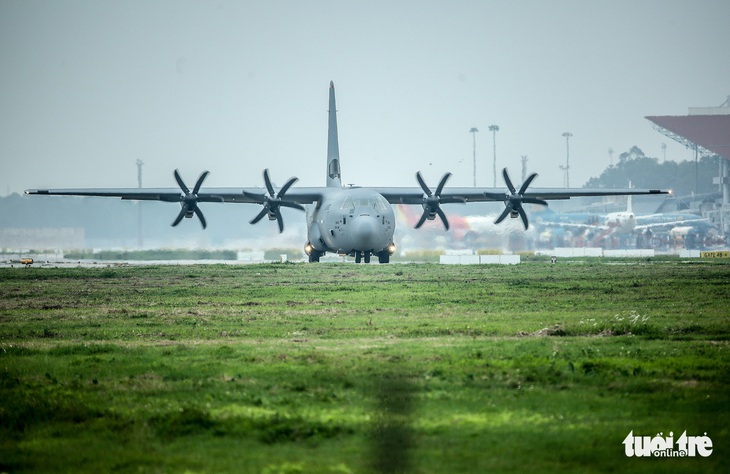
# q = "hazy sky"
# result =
<box><xmin>2</xmin><ymin>0</ymin><xmax>729</xmax><ymax>195</ymax></box>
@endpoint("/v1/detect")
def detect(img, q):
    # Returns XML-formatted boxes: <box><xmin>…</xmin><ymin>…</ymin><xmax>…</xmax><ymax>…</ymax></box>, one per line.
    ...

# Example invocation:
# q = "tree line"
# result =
<box><xmin>583</xmin><ymin>146</ymin><xmax>722</xmax><ymax>197</ymax></box>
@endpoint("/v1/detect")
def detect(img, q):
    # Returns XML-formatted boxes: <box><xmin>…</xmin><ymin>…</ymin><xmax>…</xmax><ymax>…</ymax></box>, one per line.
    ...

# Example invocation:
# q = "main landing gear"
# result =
<box><xmin>355</xmin><ymin>250</ymin><xmax>391</xmax><ymax>264</ymax></box>
<box><xmin>304</xmin><ymin>242</ymin><xmax>395</xmax><ymax>264</ymax></box>
<box><xmin>304</xmin><ymin>242</ymin><xmax>324</xmax><ymax>262</ymax></box>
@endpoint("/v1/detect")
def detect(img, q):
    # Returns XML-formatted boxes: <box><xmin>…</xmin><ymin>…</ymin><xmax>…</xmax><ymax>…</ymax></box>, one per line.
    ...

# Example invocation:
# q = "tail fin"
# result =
<box><xmin>327</xmin><ymin>81</ymin><xmax>342</xmax><ymax>188</ymax></box>
<box><xmin>627</xmin><ymin>181</ymin><xmax>633</xmax><ymax>214</ymax></box>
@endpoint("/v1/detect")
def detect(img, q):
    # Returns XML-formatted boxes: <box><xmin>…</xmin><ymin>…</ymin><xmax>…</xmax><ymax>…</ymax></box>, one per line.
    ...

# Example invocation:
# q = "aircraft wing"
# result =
<box><xmin>373</xmin><ymin>186</ymin><xmax>667</xmax><ymax>204</ymax></box>
<box><xmin>24</xmin><ymin>187</ymin><xmax>323</xmax><ymax>204</ymax></box>
<box><xmin>535</xmin><ymin>220</ymin><xmax>605</xmax><ymax>231</ymax></box>
<box><xmin>27</xmin><ymin>185</ymin><xmax>665</xmax><ymax>204</ymax></box>
<box><xmin>25</xmin><ymin>183</ymin><xmax>324</xmax><ymax>232</ymax></box>
<box><xmin>374</xmin><ymin>177</ymin><xmax>667</xmax><ymax>230</ymax></box>
<box><xmin>634</xmin><ymin>218</ymin><xmax>709</xmax><ymax>232</ymax></box>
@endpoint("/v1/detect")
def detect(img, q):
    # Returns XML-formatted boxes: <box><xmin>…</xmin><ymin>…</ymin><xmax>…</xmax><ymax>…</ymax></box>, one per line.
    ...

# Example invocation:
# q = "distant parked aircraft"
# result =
<box><xmin>533</xmin><ymin>194</ymin><xmax>721</xmax><ymax>250</ymax></box>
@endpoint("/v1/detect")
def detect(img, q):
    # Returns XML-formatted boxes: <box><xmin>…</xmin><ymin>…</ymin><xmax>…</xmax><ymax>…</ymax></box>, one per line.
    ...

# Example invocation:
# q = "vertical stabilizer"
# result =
<box><xmin>627</xmin><ymin>181</ymin><xmax>633</xmax><ymax>214</ymax></box>
<box><xmin>327</xmin><ymin>81</ymin><xmax>342</xmax><ymax>188</ymax></box>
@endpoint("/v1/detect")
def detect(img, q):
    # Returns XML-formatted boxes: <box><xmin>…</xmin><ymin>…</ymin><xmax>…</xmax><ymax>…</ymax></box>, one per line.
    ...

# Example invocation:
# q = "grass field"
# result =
<box><xmin>1</xmin><ymin>260</ymin><xmax>728</xmax><ymax>473</ymax></box>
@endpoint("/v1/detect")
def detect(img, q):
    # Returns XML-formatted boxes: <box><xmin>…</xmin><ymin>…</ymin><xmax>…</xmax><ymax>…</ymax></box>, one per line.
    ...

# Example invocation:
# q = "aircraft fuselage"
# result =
<box><xmin>306</xmin><ymin>187</ymin><xmax>395</xmax><ymax>262</ymax></box>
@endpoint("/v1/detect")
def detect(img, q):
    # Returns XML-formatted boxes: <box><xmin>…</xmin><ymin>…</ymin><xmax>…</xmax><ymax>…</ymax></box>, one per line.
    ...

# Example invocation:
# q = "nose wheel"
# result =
<box><xmin>355</xmin><ymin>251</ymin><xmax>372</xmax><ymax>264</ymax></box>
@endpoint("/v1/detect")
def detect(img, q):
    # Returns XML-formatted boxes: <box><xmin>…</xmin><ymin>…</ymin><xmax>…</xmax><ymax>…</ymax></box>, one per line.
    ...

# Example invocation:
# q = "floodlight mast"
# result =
<box><xmin>562</xmin><ymin>132</ymin><xmax>572</xmax><ymax>187</ymax></box>
<box><xmin>489</xmin><ymin>125</ymin><xmax>499</xmax><ymax>187</ymax></box>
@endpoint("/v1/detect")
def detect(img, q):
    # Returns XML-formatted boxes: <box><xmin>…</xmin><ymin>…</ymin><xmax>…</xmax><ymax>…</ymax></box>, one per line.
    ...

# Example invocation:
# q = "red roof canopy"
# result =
<box><xmin>645</xmin><ymin>114</ymin><xmax>730</xmax><ymax>159</ymax></box>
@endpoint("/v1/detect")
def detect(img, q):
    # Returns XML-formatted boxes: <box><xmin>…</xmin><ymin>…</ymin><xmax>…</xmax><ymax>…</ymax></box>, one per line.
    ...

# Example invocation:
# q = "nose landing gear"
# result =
<box><xmin>356</xmin><ymin>243</ymin><xmax>395</xmax><ymax>264</ymax></box>
<box><xmin>354</xmin><ymin>251</ymin><xmax>371</xmax><ymax>264</ymax></box>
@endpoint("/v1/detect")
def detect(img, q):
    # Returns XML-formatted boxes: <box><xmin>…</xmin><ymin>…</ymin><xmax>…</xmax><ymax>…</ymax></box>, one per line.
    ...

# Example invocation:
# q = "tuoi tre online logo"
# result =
<box><xmin>623</xmin><ymin>431</ymin><xmax>713</xmax><ymax>458</ymax></box>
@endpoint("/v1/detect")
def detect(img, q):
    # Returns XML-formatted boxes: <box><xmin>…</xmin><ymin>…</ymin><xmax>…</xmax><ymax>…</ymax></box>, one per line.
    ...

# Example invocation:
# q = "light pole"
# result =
<box><xmin>521</xmin><ymin>155</ymin><xmax>528</xmax><ymax>183</ymax></box>
<box><xmin>562</xmin><ymin>132</ymin><xmax>572</xmax><ymax>188</ymax></box>
<box><xmin>489</xmin><ymin>125</ymin><xmax>499</xmax><ymax>187</ymax></box>
<box><xmin>469</xmin><ymin>128</ymin><xmax>479</xmax><ymax>187</ymax></box>
<box><xmin>136</xmin><ymin>159</ymin><xmax>144</xmax><ymax>188</ymax></box>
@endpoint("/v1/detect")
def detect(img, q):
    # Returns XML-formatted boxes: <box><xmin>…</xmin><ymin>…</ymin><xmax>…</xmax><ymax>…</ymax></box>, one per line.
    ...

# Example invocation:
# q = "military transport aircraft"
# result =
<box><xmin>25</xmin><ymin>82</ymin><xmax>668</xmax><ymax>263</ymax></box>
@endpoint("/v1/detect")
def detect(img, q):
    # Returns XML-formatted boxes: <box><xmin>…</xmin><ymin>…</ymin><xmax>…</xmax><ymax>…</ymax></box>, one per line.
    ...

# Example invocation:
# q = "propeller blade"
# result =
<box><xmin>437</xmin><ymin>208</ymin><xmax>450</xmax><ymax>231</ymax></box>
<box><xmin>517</xmin><ymin>206</ymin><xmax>529</xmax><ymax>230</ymax></box>
<box><xmin>192</xmin><ymin>171</ymin><xmax>210</xmax><ymax>195</ymax></box>
<box><xmin>415</xmin><ymin>211</ymin><xmax>430</xmax><ymax>229</ymax></box>
<box><xmin>278</xmin><ymin>176</ymin><xmax>299</xmax><ymax>198</ymax></box>
<box><xmin>194</xmin><ymin>206</ymin><xmax>207</xmax><ymax>229</ymax></box>
<box><xmin>502</xmin><ymin>168</ymin><xmax>516</xmax><ymax>194</ymax></box>
<box><xmin>174</xmin><ymin>169</ymin><xmax>190</xmax><ymax>194</ymax></box>
<box><xmin>275</xmin><ymin>211</ymin><xmax>284</xmax><ymax>233</ymax></box>
<box><xmin>435</xmin><ymin>172</ymin><xmax>451</xmax><ymax>196</ymax></box>
<box><xmin>172</xmin><ymin>206</ymin><xmax>187</xmax><ymax>227</ymax></box>
<box><xmin>494</xmin><ymin>205</ymin><xmax>511</xmax><ymax>225</ymax></box>
<box><xmin>416</xmin><ymin>172</ymin><xmax>432</xmax><ymax>196</ymax></box>
<box><xmin>518</xmin><ymin>172</ymin><xmax>538</xmax><ymax>196</ymax></box>
<box><xmin>263</xmin><ymin>169</ymin><xmax>276</xmax><ymax>198</ymax></box>
<box><xmin>250</xmin><ymin>206</ymin><xmax>269</xmax><ymax>225</ymax></box>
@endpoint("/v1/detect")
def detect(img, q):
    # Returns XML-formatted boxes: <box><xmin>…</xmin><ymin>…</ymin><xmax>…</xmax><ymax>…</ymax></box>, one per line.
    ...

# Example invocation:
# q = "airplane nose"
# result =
<box><xmin>348</xmin><ymin>215</ymin><xmax>381</xmax><ymax>250</ymax></box>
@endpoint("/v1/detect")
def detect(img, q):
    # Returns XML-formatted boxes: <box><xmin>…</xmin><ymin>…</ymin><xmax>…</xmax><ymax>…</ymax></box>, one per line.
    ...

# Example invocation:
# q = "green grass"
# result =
<box><xmin>1</xmin><ymin>260</ymin><xmax>728</xmax><ymax>473</ymax></box>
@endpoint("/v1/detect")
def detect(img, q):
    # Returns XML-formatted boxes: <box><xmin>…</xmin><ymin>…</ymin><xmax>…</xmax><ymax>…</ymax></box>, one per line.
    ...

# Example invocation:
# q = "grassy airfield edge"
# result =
<box><xmin>1</xmin><ymin>261</ymin><xmax>728</xmax><ymax>473</ymax></box>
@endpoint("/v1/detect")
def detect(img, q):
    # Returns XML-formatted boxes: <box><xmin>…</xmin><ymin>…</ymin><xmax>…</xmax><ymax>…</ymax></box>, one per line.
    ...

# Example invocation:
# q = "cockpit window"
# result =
<box><xmin>340</xmin><ymin>195</ymin><xmax>388</xmax><ymax>211</ymax></box>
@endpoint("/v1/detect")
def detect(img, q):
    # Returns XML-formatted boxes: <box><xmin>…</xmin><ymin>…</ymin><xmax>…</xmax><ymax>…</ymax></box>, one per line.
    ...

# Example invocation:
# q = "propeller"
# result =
<box><xmin>414</xmin><ymin>172</ymin><xmax>465</xmax><ymax>230</ymax></box>
<box><xmin>490</xmin><ymin>168</ymin><xmax>548</xmax><ymax>230</ymax></box>
<box><xmin>243</xmin><ymin>169</ymin><xmax>304</xmax><ymax>233</ymax></box>
<box><xmin>171</xmin><ymin>169</ymin><xmax>220</xmax><ymax>229</ymax></box>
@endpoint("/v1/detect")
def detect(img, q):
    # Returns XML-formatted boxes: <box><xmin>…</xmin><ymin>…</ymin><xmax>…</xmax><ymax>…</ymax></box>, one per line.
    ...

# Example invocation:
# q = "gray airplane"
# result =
<box><xmin>26</xmin><ymin>82</ymin><xmax>668</xmax><ymax>263</ymax></box>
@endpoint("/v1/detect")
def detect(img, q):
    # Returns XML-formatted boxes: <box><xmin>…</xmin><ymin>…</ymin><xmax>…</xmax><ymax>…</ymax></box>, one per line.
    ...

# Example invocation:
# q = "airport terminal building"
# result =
<box><xmin>647</xmin><ymin>97</ymin><xmax>730</xmax><ymax>241</ymax></box>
